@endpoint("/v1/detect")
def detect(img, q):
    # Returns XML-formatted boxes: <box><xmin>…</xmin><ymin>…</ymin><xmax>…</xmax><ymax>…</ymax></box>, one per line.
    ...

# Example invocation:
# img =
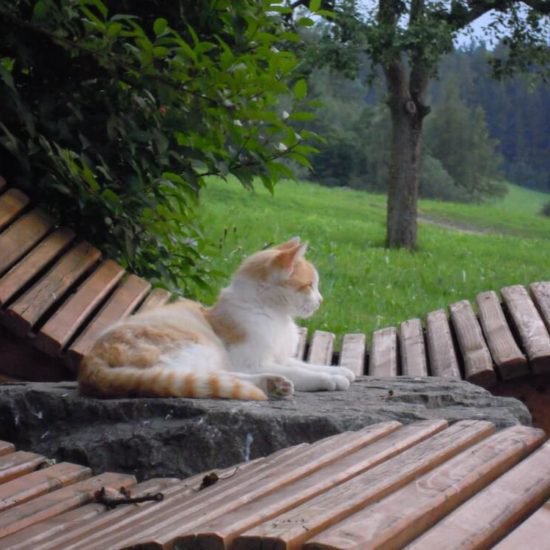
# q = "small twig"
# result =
<box><xmin>94</xmin><ymin>486</ymin><xmax>164</xmax><ymax>509</ymax></box>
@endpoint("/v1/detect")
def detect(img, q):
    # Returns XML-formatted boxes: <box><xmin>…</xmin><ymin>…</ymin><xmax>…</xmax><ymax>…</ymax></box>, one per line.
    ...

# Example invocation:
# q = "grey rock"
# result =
<box><xmin>0</xmin><ymin>377</ymin><xmax>530</xmax><ymax>480</ymax></box>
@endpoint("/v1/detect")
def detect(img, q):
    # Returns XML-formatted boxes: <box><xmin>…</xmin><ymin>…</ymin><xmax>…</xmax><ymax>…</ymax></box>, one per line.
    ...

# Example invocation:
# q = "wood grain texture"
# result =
<box><xmin>136</xmin><ymin>288</ymin><xmax>172</xmax><ymax>313</ymax></box>
<box><xmin>407</xmin><ymin>440</ymin><xmax>550</xmax><ymax>550</ymax></box>
<box><xmin>0</xmin><ymin>189</ymin><xmax>29</xmax><ymax>231</ymax></box>
<box><xmin>0</xmin><ymin>209</ymin><xmax>53</xmax><ymax>276</ymax></box>
<box><xmin>4</xmin><ymin>242</ymin><xmax>101</xmax><ymax>337</ymax></box>
<box><xmin>502</xmin><ymin>284</ymin><xmax>550</xmax><ymax>374</ymax></box>
<box><xmin>235</xmin><ymin>420</ymin><xmax>495</xmax><ymax>550</ymax></box>
<box><xmin>0</xmin><ymin>462</ymin><xmax>91</xmax><ymax>513</ymax></box>
<box><xmin>0</xmin><ymin>441</ymin><xmax>15</xmax><ymax>456</ymax></box>
<box><xmin>34</xmin><ymin>260</ymin><xmax>125</xmax><ymax>356</ymax></box>
<box><xmin>369</xmin><ymin>326</ymin><xmax>398</xmax><ymax>376</ymax></box>
<box><xmin>494</xmin><ymin>498</ymin><xmax>550</xmax><ymax>550</ymax></box>
<box><xmin>449</xmin><ymin>300</ymin><xmax>496</xmax><ymax>386</ymax></box>
<box><xmin>0</xmin><ymin>228</ymin><xmax>75</xmax><ymax>306</ymax></box>
<box><xmin>425</xmin><ymin>309</ymin><xmax>461</xmax><ymax>379</ymax></box>
<box><xmin>476</xmin><ymin>290</ymin><xmax>527</xmax><ymax>379</ymax></box>
<box><xmin>178</xmin><ymin>421</ymin><xmax>446</xmax><ymax>550</ymax></box>
<box><xmin>307</xmin><ymin>330</ymin><xmax>335</xmax><ymax>365</ymax></box>
<box><xmin>304</xmin><ymin>425</ymin><xmax>544</xmax><ymax>550</ymax></box>
<box><xmin>66</xmin><ymin>274</ymin><xmax>151</xmax><ymax>367</ymax></box>
<box><xmin>530</xmin><ymin>281</ymin><xmax>550</xmax><ymax>333</ymax></box>
<box><xmin>339</xmin><ymin>333</ymin><xmax>366</xmax><ymax>377</ymax></box>
<box><xmin>75</xmin><ymin>424</ymin><xmax>401</xmax><ymax>550</ymax></box>
<box><xmin>399</xmin><ymin>318</ymin><xmax>428</xmax><ymax>377</ymax></box>
<box><xmin>294</xmin><ymin>326</ymin><xmax>308</xmax><ymax>359</ymax></box>
<box><xmin>0</xmin><ymin>472</ymin><xmax>135</xmax><ymax>540</ymax></box>
<box><xmin>0</xmin><ymin>452</ymin><xmax>47</xmax><ymax>484</ymax></box>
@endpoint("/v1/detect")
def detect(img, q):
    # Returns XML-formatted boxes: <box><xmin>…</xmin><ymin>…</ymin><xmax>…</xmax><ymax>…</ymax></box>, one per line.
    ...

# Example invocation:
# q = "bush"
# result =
<box><xmin>0</xmin><ymin>0</ymin><xmax>315</xmax><ymax>293</ymax></box>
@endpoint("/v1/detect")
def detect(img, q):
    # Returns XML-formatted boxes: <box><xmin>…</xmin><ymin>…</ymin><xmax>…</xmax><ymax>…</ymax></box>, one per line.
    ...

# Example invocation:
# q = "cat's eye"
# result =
<box><xmin>300</xmin><ymin>283</ymin><xmax>314</xmax><ymax>291</ymax></box>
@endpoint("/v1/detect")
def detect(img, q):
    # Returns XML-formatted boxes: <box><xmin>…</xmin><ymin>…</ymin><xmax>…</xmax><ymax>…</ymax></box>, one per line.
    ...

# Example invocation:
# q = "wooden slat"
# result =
<box><xmin>0</xmin><ymin>209</ymin><xmax>53</xmax><ymax>276</ymax></box>
<box><xmin>235</xmin><ymin>420</ymin><xmax>495</xmax><ymax>550</ymax></box>
<box><xmin>399</xmin><ymin>318</ymin><xmax>428</xmax><ymax>377</ymax></box>
<box><xmin>339</xmin><ymin>333</ymin><xmax>366</xmax><ymax>377</ymax></box>
<box><xmin>136</xmin><ymin>288</ymin><xmax>172</xmax><ymax>313</ymax></box>
<box><xmin>6</xmin><ymin>478</ymin><xmax>180</xmax><ymax>550</ymax></box>
<box><xmin>67</xmin><ymin>274</ymin><xmax>151</xmax><ymax>367</ymax></box>
<box><xmin>294</xmin><ymin>326</ymin><xmax>307</xmax><ymax>359</ymax></box>
<box><xmin>34</xmin><ymin>260</ymin><xmax>125</xmax><ymax>356</ymax></box>
<box><xmin>0</xmin><ymin>189</ymin><xmax>29</xmax><ymax>231</ymax></box>
<box><xmin>0</xmin><ymin>471</ymin><xmax>135</xmax><ymax>540</ymax></box>
<box><xmin>502</xmin><ymin>284</ymin><xmax>550</xmax><ymax>374</ymax></box>
<box><xmin>425</xmin><ymin>309</ymin><xmax>461</xmax><ymax>379</ymax></box>
<box><xmin>476</xmin><ymin>290</ymin><xmax>528</xmax><ymax>379</ymax></box>
<box><xmin>307</xmin><ymin>330</ymin><xmax>335</xmax><ymax>365</ymax></box>
<box><xmin>0</xmin><ymin>228</ymin><xmax>75</xmax><ymax>306</ymax></box>
<box><xmin>0</xmin><ymin>441</ymin><xmax>15</xmax><ymax>456</ymax></box>
<box><xmin>449</xmin><ymin>300</ymin><xmax>496</xmax><ymax>386</ymax></box>
<box><xmin>0</xmin><ymin>462</ymin><xmax>91</xmax><ymax>513</ymax></box>
<box><xmin>74</xmin><ymin>424</ymin><xmax>401</xmax><ymax>550</ymax></box>
<box><xmin>494</xmin><ymin>499</ymin><xmax>550</xmax><ymax>550</ymax></box>
<box><xmin>0</xmin><ymin>451</ymin><xmax>46</xmax><ymax>483</ymax></box>
<box><xmin>407</xmin><ymin>440</ymin><xmax>550</xmax><ymax>550</ymax></box>
<box><xmin>303</xmin><ymin>425</ymin><xmax>544</xmax><ymax>550</ymax></box>
<box><xmin>530</xmin><ymin>281</ymin><xmax>550</xmax><ymax>333</ymax></box>
<box><xmin>3</xmin><ymin>242</ymin><xmax>101</xmax><ymax>337</ymax></box>
<box><xmin>369</xmin><ymin>326</ymin><xmax>398</xmax><ymax>376</ymax></box>
<box><xmin>179</xmin><ymin>421</ymin><xmax>446</xmax><ymax>549</ymax></box>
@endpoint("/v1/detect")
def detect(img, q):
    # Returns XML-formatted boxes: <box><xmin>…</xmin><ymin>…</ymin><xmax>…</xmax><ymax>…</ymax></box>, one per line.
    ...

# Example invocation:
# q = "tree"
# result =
<box><xmin>0</xmin><ymin>0</ymin><xmax>316</xmax><ymax>293</ymax></box>
<box><xmin>307</xmin><ymin>0</ymin><xmax>549</xmax><ymax>248</ymax></box>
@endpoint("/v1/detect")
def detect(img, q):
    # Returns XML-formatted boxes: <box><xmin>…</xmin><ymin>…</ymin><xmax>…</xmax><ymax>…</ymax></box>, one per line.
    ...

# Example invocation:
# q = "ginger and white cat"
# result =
<box><xmin>79</xmin><ymin>237</ymin><xmax>355</xmax><ymax>400</ymax></box>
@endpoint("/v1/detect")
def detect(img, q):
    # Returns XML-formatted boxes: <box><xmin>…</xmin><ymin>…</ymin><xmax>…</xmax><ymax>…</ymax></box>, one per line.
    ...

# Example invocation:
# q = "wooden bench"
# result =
<box><xmin>0</xmin><ymin>419</ymin><xmax>548</xmax><ymax>549</ymax></box>
<box><xmin>0</xmin><ymin>178</ymin><xmax>549</xmax><ymax>430</ymax></box>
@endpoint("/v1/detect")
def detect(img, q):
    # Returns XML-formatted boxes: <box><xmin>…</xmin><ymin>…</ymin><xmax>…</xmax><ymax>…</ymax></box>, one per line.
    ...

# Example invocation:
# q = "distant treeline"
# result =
<box><xmin>304</xmin><ymin>44</ymin><xmax>549</xmax><ymax>201</ymax></box>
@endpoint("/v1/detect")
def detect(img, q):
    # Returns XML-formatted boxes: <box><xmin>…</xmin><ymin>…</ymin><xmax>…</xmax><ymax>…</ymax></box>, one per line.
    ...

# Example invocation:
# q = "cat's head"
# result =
<box><xmin>234</xmin><ymin>237</ymin><xmax>323</xmax><ymax>318</ymax></box>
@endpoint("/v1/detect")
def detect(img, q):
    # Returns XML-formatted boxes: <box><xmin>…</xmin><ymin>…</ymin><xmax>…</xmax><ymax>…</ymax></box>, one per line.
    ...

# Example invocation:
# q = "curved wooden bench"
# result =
<box><xmin>0</xmin><ymin>420</ymin><xmax>548</xmax><ymax>549</ymax></box>
<box><xmin>0</xmin><ymin>178</ymin><xmax>549</xmax><ymax>429</ymax></box>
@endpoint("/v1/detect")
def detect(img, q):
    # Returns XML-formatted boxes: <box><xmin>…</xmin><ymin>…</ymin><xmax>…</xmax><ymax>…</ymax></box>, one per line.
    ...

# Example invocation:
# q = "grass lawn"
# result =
<box><xmin>196</xmin><ymin>178</ymin><xmax>550</xmax><ymax>342</ymax></box>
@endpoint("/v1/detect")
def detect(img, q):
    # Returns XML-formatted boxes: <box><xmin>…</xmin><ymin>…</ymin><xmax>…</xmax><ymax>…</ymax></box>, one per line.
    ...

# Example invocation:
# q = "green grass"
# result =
<box><xmin>196</xmin><ymin>178</ymin><xmax>550</xmax><ymax>341</ymax></box>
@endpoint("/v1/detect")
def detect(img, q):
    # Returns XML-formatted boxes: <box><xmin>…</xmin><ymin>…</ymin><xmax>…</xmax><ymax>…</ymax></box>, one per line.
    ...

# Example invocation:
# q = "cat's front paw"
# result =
<box><xmin>338</xmin><ymin>367</ymin><xmax>356</xmax><ymax>382</ymax></box>
<box><xmin>266</xmin><ymin>375</ymin><xmax>294</xmax><ymax>399</ymax></box>
<box><xmin>332</xmin><ymin>374</ymin><xmax>350</xmax><ymax>391</ymax></box>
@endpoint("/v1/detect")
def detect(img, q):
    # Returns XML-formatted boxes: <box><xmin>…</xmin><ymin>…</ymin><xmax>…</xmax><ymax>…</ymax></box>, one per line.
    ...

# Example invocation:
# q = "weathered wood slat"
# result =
<box><xmin>449</xmin><ymin>300</ymin><xmax>496</xmax><ymax>386</ymax></box>
<box><xmin>67</xmin><ymin>274</ymin><xmax>151</xmax><ymax>368</ymax></box>
<box><xmin>235</xmin><ymin>420</ymin><xmax>494</xmax><ymax>550</ymax></box>
<box><xmin>494</xmin><ymin>498</ymin><xmax>550</xmax><ymax>550</ymax></box>
<box><xmin>307</xmin><ymin>330</ymin><xmax>335</xmax><ymax>365</ymax></box>
<box><xmin>0</xmin><ymin>209</ymin><xmax>53</xmax><ymax>276</ymax></box>
<box><xmin>0</xmin><ymin>441</ymin><xmax>15</xmax><ymax>456</ymax></box>
<box><xmin>34</xmin><ymin>260</ymin><xmax>125</xmax><ymax>356</ymax></box>
<box><xmin>502</xmin><ymin>284</ymin><xmax>550</xmax><ymax>374</ymax></box>
<box><xmin>425</xmin><ymin>309</ymin><xmax>461</xmax><ymax>379</ymax></box>
<box><xmin>476</xmin><ymin>290</ymin><xmax>528</xmax><ymax>379</ymax></box>
<box><xmin>0</xmin><ymin>228</ymin><xmax>75</xmax><ymax>306</ymax></box>
<box><xmin>339</xmin><ymin>333</ymin><xmax>366</xmax><ymax>377</ymax></box>
<box><xmin>407</xmin><ymin>440</ymin><xmax>550</xmax><ymax>550</ymax></box>
<box><xmin>3</xmin><ymin>242</ymin><xmax>101</xmax><ymax>337</ymax></box>
<box><xmin>294</xmin><ymin>326</ymin><xmax>307</xmax><ymax>359</ymax></box>
<box><xmin>75</xmin><ymin>424</ymin><xmax>401</xmax><ymax>550</ymax></box>
<box><xmin>303</xmin><ymin>426</ymin><xmax>544</xmax><ymax>550</ymax></box>
<box><xmin>179</xmin><ymin>421</ymin><xmax>446</xmax><ymax>550</ymax></box>
<box><xmin>11</xmin><ymin>478</ymin><xmax>180</xmax><ymax>550</ymax></box>
<box><xmin>136</xmin><ymin>288</ymin><xmax>172</xmax><ymax>313</ymax></box>
<box><xmin>530</xmin><ymin>281</ymin><xmax>550</xmax><ymax>333</ymax></box>
<box><xmin>0</xmin><ymin>452</ymin><xmax>46</xmax><ymax>484</ymax></box>
<box><xmin>399</xmin><ymin>318</ymin><xmax>428</xmax><ymax>377</ymax></box>
<box><xmin>369</xmin><ymin>326</ymin><xmax>398</xmax><ymax>376</ymax></box>
<box><xmin>0</xmin><ymin>462</ymin><xmax>91</xmax><ymax>513</ymax></box>
<box><xmin>0</xmin><ymin>472</ymin><xmax>135</xmax><ymax>539</ymax></box>
<box><xmin>0</xmin><ymin>189</ymin><xmax>29</xmax><ymax>231</ymax></box>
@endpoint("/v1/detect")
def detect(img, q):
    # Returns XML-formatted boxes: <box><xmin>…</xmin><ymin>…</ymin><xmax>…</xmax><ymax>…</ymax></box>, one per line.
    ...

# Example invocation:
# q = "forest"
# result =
<box><xmin>305</xmin><ymin>43</ymin><xmax>550</xmax><ymax>200</ymax></box>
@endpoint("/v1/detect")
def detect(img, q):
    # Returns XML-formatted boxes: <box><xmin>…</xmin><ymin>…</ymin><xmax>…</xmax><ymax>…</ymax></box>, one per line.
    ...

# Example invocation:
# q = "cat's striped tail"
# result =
<box><xmin>78</xmin><ymin>357</ymin><xmax>268</xmax><ymax>401</ymax></box>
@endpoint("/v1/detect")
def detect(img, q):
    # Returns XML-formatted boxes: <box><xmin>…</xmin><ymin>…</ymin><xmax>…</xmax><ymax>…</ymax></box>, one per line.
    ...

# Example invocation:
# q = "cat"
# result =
<box><xmin>79</xmin><ymin>237</ymin><xmax>355</xmax><ymax>400</ymax></box>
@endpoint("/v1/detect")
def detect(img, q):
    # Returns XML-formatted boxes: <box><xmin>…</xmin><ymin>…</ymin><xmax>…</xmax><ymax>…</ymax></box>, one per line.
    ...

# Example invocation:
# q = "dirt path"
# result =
<box><xmin>418</xmin><ymin>213</ymin><xmax>495</xmax><ymax>235</ymax></box>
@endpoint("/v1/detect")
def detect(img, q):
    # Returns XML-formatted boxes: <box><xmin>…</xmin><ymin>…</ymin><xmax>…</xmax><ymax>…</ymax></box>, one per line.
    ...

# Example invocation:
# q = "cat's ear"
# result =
<box><xmin>272</xmin><ymin>241</ymin><xmax>308</xmax><ymax>277</ymax></box>
<box><xmin>274</xmin><ymin>236</ymin><xmax>301</xmax><ymax>251</ymax></box>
